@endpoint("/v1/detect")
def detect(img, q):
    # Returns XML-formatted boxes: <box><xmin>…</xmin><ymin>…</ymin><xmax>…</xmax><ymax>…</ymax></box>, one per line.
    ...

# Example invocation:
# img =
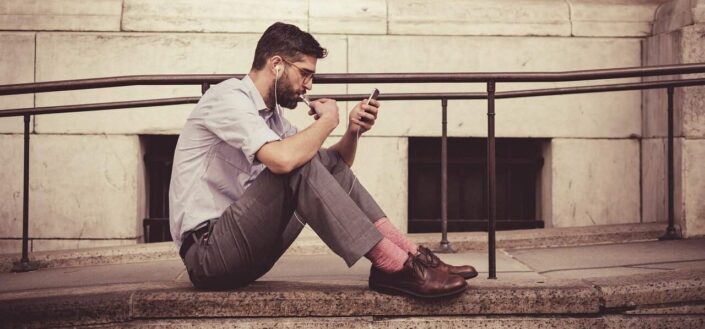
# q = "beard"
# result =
<box><xmin>270</xmin><ymin>73</ymin><xmax>300</xmax><ymax>109</ymax></box>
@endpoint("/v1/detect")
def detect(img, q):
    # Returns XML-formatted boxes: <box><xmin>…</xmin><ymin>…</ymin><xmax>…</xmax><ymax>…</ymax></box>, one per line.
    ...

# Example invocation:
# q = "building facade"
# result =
<box><xmin>0</xmin><ymin>0</ymin><xmax>704</xmax><ymax>253</ymax></box>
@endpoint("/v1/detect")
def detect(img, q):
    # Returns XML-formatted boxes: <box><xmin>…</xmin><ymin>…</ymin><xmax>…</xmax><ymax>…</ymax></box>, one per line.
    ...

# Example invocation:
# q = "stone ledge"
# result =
<box><xmin>587</xmin><ymin>267</ymin><xmax>705</xmax><ymax>309</ymax></box>
<box><xmin>0</xmin><ymin>279</ymin><xmax>598</xmax><ymax>327</ymax></box>
<box><xmin>603</xmin><ymin>314</ymin><xmax>705</xmax><ymax>329</ymax></box>
<box><xmin>2</xmin><ymin>290</ymin><xmax>132</xmax><ymax>328</ymax></box>
<box><xmin>625</xmin><ymin>302</ymin><xmax>705</xmax><ymax>315</ymax></box>
<box><xmin>95</xmin><ymin>316</ymin><xmax>705</xmax><ymax>329</ymax></box>
<box><xmin>94</xmin><ymin>317</ymin><xmax>608</xmax><ymax>329</ymax></box>
<box><xmin>133</xmin><ymin>279</ymin><xmax>598</xmax><ymax>318</ymax></box>
<box><xmin>2</xmin><ymin>269</ymin><xmax>704</xmax><ymax>328</ymax></box>
<box><xmin>568</xmin><ymin>0</ymin><xmax>665</xmax><ymax>37</ymax></box>
<box><xmin>0</xmin><ymin>282</ymin><xmax>174</xmax><ymax>328</ymax></box>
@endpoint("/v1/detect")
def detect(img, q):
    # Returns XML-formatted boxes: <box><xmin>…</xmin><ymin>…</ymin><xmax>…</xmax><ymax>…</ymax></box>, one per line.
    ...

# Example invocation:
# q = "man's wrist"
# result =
<box><xmin>319</xmin><ymin>113</ymin><xmax>339</xmax><ymax>129</ymax></box>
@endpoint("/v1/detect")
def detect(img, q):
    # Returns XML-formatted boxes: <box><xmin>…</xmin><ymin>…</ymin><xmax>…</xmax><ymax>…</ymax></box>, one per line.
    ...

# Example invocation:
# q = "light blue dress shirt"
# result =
<box><xmin>169</xmin><ymin>75</ymin><xmax>298</xmax><ymax>247</ymax></box>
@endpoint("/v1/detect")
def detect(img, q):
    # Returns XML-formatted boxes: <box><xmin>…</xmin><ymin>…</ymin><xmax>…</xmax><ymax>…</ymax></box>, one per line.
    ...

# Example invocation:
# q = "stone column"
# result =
<box><xmin>642</xmin><ymin>0</ymin><xmax>705</xmax><ymax>237</ymax></box>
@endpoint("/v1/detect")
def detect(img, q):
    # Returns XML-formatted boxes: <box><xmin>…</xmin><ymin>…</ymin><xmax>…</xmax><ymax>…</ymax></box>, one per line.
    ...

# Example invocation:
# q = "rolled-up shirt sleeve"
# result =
<box><xmin>281</xmin><ymin>116</ymin><xmax>299</xmax><ymax>138</ymax></box>
<box><xmin>202</xmin><ymin>89</ymin><xmax>281</xmax><ymax>164</ymax></box>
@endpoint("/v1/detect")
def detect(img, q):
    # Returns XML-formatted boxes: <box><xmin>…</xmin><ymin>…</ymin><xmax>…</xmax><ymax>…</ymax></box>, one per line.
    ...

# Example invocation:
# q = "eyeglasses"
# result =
<box><xmin>281</xmin><ymin>58</ymin><xmax>315</xmax><ymax>83</ymax></box>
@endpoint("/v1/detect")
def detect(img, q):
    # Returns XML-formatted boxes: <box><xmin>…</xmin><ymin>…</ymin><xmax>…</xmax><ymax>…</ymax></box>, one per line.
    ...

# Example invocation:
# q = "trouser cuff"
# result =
<box><xmin>342</xmin><ymin>225</ymin><xmax>383</xmax><ymax>267</ymax></box>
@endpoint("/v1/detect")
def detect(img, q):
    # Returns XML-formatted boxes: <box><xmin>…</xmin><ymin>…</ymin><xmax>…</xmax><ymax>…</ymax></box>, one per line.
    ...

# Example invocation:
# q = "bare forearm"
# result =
<box><xmin>258</xmin><ymin>118</ymin><xmax>336</xmax><ymax>173</ymax></box>
<box><xmin>334</xmin><ymin>97</ymin><xmax>380</xmax><ymax>167</ymax></box>
<box><xmin>329</xmin><ymin>129</ymin><xmax>358</xmax><ymax>167</ymax></box>
<box><xmin>287</xmin><ymin>119</ymin><xmax>337</xmax><ymax>167</ymax></box>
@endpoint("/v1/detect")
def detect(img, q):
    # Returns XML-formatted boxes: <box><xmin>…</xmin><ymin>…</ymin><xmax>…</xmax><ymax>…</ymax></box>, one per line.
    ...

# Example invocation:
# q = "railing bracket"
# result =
<box><xmin>12</xmin><ymin>260</ymin><xmax>39</xmax><ymax>273</ymax></box>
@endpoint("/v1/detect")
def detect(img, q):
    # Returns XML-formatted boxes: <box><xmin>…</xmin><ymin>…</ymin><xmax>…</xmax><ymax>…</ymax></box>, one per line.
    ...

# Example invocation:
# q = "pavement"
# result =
<box><xmin>1</xmin><ymin>227</ymin><xmax>704</xmax><ymax>328</ymax></box>
<box><xmin>3</xmin><ymin>233</ymin><xmax>705</xmax><ymax>293</ymax></box>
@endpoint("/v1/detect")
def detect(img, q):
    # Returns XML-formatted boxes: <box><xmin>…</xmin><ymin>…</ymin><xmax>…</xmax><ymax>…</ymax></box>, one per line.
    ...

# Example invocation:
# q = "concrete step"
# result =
<box><xmin>84</xmin><ymin>315</ymin><xmax>705</xmax><ymax>329</ymax></box>
<box><xmin>0</xmin><ymin>222</ymin><xmax>667</xmax><ymax>272</ymax></box>
<box><xmin>2</xmin><ymin>238</ymin><xmax>704</xmax><ymax>328</ymax></box>
<box><xmin>2</xmin><ymin>268</ymin><xmax>704</xmax><ymax>328</ymax></box>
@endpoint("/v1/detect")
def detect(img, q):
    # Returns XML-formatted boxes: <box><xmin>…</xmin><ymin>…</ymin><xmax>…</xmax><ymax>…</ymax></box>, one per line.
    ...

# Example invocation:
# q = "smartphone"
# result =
<box><xmin>360</xmin><ymin>88</ymin><xmax>379</xmax><ymax>122</ymax></box>
<box><xmin>366</xmin><ymin>88</ymin><xmax>380</xmax><ymax>104</ymax></box>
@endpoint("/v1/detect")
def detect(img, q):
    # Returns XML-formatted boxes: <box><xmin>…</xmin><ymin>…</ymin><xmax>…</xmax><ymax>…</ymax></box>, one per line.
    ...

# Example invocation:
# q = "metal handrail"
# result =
<box><xmin>3</xmin><ymin>77</ymin><xmax>705</xmax><ymax>117</ymax></box>
<box><xmin>3</xmin><ymin>63</ymin><xmax>704</xmax><ymax>276</ymax></box>
<box><xmin>1</xmin><ymin>63</ymin><xmax>705</xmax><ymax>96</ymax></box>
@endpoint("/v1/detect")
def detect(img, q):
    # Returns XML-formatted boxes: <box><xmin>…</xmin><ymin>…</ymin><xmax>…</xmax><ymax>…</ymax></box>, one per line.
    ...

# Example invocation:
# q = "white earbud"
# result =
<box><xmin>275</xmin><ymin>65</ymin><xmax>282</xmax><ymax>78</ymax></box>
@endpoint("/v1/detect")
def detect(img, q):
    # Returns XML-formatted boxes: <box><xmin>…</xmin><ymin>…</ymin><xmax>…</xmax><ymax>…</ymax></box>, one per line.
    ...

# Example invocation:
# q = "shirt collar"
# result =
<box><xmin>241</xmin><ymin>74</ymin><xmax>270</xmax><ymax>113</ymax></box>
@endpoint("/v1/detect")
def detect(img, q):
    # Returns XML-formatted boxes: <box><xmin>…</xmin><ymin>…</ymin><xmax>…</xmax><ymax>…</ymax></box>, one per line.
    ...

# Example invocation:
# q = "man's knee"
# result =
<box><xmin>316</xmin><ymin>148</ymin><xmax>346</xmax><ymax>172</ymax></box>
<box><xmin>291</xmin><ymin>153</ymin><xmax>328</xmax><ymax>178</ymax></box>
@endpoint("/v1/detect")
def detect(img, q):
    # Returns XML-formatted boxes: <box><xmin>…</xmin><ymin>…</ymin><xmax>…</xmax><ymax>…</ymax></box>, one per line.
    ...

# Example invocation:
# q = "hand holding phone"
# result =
<box><xmin>360</xmin><ymin>88</ymin><xmax>379</xmax><ymax>122</ymax></box>
<box><xmin>365</xmin><ymin>88</ymin><xmax>380</xmax><ymax>105</ymax></box>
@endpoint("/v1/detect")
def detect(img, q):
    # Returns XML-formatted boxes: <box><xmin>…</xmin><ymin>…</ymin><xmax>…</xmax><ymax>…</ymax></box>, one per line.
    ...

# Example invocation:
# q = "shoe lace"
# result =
<box><xmin>417</xmin><ymin>246</ymin><xmax>441</xmax><ymax>267</ymax></box>
<box><xmin>408</xmin><ymin>253</ymin><xmax>428</xmax><ymax>279</ymax></box>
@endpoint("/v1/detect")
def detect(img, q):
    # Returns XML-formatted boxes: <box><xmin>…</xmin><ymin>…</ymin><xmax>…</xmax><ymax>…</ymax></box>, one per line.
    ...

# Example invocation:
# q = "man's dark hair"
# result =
<box><xmin>251</xmin><ymin>22</ymin><xmax>327</xmax><ymax>70</ymax></box>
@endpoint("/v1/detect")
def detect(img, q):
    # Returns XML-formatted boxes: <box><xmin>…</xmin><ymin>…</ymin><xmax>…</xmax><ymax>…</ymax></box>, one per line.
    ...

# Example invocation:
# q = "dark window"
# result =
<box><xmin>408</xmin><ymin>137</ymin><xmax>545</xmax><ymax>233</ymax></box>
<box><xmin>142</xmin><ymin>135</ymin><xmax>178</xmax><ymax>243</ymax></box>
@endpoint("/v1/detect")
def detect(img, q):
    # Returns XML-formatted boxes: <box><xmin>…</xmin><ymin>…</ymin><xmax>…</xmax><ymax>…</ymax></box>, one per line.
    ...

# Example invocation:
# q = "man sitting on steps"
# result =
<box><xmin>169</xmin><ymin>22</ymin><xmax>478</xmax><ymax>299</ymax></box>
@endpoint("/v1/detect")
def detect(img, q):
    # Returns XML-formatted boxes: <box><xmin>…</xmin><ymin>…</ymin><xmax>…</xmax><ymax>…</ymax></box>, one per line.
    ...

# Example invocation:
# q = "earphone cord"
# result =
<box><xmin>274</xmin><ymin>72</ymin><xmax>280</xmax><ymax>113</ymax></box>
<box><xmin>347</xmin><ymin>126</ymin><xmax>362</xmax><ymax>194</ymax></box>
<box><xmin>276</xmin><ymin>73</ymin><xmax>310</xmax><ymax>225</ymax></box>
<box><xmin>291</xmin><ymin>93</ymin><xmax>366</xmax><ymax>226</ymax></box>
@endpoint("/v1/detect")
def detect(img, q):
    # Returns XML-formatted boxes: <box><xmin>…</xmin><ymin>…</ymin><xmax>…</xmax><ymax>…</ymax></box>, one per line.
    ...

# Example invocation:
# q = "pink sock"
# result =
<box><xmin>365</xmin><ymin>238</ymin><xmax>408</xmax><ymax>273</ymax></box>
<box><xmin>374</xmin><ymin>218</ymin><xmax>419</xmax><ymax>255</ymax></box>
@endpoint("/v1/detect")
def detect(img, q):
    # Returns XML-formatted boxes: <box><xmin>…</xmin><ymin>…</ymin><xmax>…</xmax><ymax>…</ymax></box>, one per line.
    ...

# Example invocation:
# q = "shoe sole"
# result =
<box><xmin>369</xmin><ymin>281</ymin><xmax>468</xmax><ymax>299</ymax></box>
<box><xmin>462</xmin><ymin>272</ymin><xmax>479</xmax><ymax>280</ymax></box>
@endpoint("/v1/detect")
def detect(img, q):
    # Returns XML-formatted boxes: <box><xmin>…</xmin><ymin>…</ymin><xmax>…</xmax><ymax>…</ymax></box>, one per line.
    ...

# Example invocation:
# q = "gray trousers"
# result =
<box><xmin>182</xmin><ymin>149</ymin><xmax>386</xmax><ymax>290</ymax></box>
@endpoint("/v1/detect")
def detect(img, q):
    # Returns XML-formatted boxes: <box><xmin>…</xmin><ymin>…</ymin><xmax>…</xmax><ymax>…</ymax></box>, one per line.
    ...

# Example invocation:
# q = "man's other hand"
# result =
<box><xmin>309</xmin><ymin>98</ymin><xmax>340</xmax><ymax>127</ymax></box>
<box><xmin>349</xmin><ymin>98</ymin><xmax>379</xmax><ymax>134</ymax></box>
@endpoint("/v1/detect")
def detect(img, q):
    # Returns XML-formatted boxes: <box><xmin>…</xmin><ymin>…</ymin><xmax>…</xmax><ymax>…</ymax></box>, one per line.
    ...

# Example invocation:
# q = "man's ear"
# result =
<box><xmin>271</xmin><ymin>56</ymin><xmax>283</xmax><ymax>78</ymax></box>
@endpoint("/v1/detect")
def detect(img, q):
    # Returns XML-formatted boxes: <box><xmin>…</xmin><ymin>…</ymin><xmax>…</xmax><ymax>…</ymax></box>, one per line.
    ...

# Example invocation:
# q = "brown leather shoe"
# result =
<box><xmin>417</xmin><ymin>245</ymin><xmax>478</xmax><ymax>280</ymax></box>
<box><xmin>369</xmin><ymin>252</ymin><xmax>467</xmax><ymax>299</ymax></box>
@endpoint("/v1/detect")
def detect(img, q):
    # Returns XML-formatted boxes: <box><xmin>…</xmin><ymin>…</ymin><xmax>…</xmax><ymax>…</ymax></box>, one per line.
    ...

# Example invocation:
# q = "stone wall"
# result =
<box><xmin>0</xmin><ymin>134</ymin><xmax>145</xmax><ymax>252</ymax></box>
<box><xmin>643</xmin><ymin>0</ymin><xmax>705</xmax><ymax>237</ymax></box>
<box><xmin>1</xmin><ymin>0</ymin><xmax>703</xmax><ymax>252</ymax></box>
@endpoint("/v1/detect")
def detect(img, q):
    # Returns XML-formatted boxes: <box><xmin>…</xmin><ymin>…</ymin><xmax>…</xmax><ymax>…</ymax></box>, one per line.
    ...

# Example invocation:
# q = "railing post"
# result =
<box><xmin>439</xmin><ymin>98</ymin><xmax>451</xmax><ymax>252</ymax></box>
<box><xmin>660</xmin><ymin>87</ymin><xmax>680</xmax><ymax>240</ymax></box>
<box><xmin>201</xmin><ymin>82</ymin><xmax>211</xmax><ymax>95</ymax></box>
<box><xmin>12</xmin><ymin>114</ymin><xmax>38</xmax><ymax>272</ymax></box>
<box><xmin>487</xmin><ymin>81</ymin><xmax>497</xmax><ymax>279</ymax></box>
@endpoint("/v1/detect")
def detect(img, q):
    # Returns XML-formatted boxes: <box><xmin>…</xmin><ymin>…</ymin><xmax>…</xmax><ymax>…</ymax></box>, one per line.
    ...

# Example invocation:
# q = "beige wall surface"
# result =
<box><xmin>683</xmin><ymin>138</ymin><xmax>705</xmax><ymax>237</ymax></box>
<box><xmin>643</xmin><ymin>7</ymin><xmax>705</xmax><ymax>237</ymax></box>
<box><xmin>0</xmin><ymin>0</ymin><xmax>123</xmax><ymax>31</ymax></box>
<box><xmin>347</xmin><ymin>35</ymin><xmax>641</xmax><ymax>139</ymax></box>
<box><xmin>32</xmin><ymin>32</ymin><xmax>348</xmax><ymax>135</ymax></box>
<box><xmin>122</xmin><ymin>0</ymin><xmax>309</xmax><ymax>33</ymax></box>
<box><xmin>551</xmin><ymin>139</ymin><xmax>641</xmax><ymax>228</ymax></box>
<box><xmin>0</xmin><ymin>33</ymin><xmax>34</xmax><ymax>133</ymax></box>
<box><xmin>28</xmin><ymin>32</ymin><xmax>644</xmax><ymax>138</ymax></box>
<box><xmin>0</xmin><ymin>134</ymin><xmax>145</xmax><ymax>252</ymax></box>
<box><xmin>349</xmin><ymin>137</ymin><xmax>409</xmax><ymax>233</ymax></box>
<box><xmin>1</xmin><ymin>0</ymin><xmax>704</xmax><ymax>253</ymax></box>
<box><xmin>641</xmin><ymin>137</ymin><xmax>684</xmax><ymax>225</ymax></box>
<box><xmin>643</xmin><ymin>24</ymin><xmax>705</xmax><ymax>139</ymax></box>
